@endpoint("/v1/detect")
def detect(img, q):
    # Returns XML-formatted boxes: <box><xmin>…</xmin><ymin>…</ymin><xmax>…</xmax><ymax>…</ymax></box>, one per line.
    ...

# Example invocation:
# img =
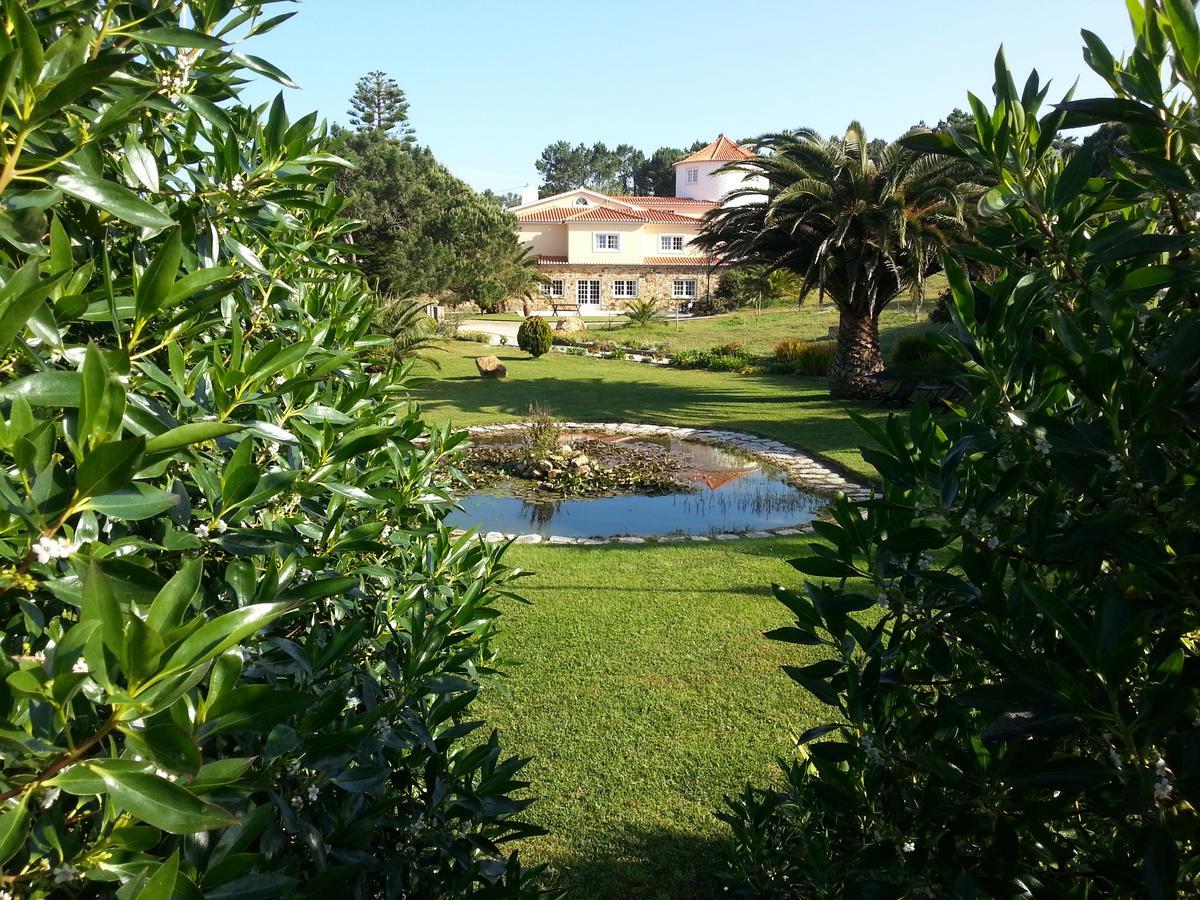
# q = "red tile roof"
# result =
<box><xmin>517</xmin><ymin>209</ymin><xmax>574</xmax><ymax>223</ymax></box>
<box><xmin>675</xmin><ymin>135</ymin><xmax>757</xmax><ymax>164</ymax></box>
<box><xmin>564</xmin><ymin>206</ymin><xmax>645</xmax><ymax>222</ymax></box>
<box><xmin>643</xmin><ymin>256</ymin><xmax>722</xmax><ymax>267</ymax></box>
<box><xmin>611</xmin><ymin>196</ymin><xmax>716</xmax><ymax>206</ymax></box>
<box><xmin>642</xmin><ymin>208</ymin><xmax>703</xmax><ymax>224</ymax></box>
<box><xmin>535</xmin><ymin>255</ymin><xmax>569</xmax><ymax>264</ymax></box>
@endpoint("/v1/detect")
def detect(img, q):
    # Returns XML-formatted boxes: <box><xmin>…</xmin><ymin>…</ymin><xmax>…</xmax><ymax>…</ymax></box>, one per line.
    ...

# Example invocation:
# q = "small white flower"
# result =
<box><xmin>916</xmin><ymin>553</ymin><xmax>934</xmax><ymax>570</ymax></box>
<box><xmin>986</xmin><ymin>537</ymin><xmax>1000</xmax><ymax>550</ymax></box>
<box><xmin>194</xmin><ymin>523</ymin><xmax>210</xmax><ymax>539</ymax></box>
<box><xmin>53</xmin><ymin>863</ymin><xmax>81</xmax><ymax>884</ymax></box>
<box><xmin>876</xmin><ymin>592</ymin><xmax>889</xmax><ymax>608</ymax></box>
<box><xmin>381</xmin><ymin>525</ymin><xmax>393</xmax><ymax>539</ymax></box>
<box><xmin>290</xmin><ymin>795</ymin><xmax>303</xmax><ymax>809</ymax></box>
<box><xmin>1108</xmin><ymin>746</ymin><xmax>1124</xmax><ymax>770</ymax></box>
<box><xmin>229</xmin><ymin>173</ymin><xmax>246</xmax><ymax>193</ymax></box>
<box><xmin>267</xmin><ymin>442</ymin><xmax>281</xmax><ymax>455</ymax></box>
<box><xmin>960</xmin><ymin>510</ymin><xmax>976</xmax><ymax>528</ymax></box>
<box><xmin>214</xmin><ymin>519</ymin><xmax>228</xmax><ymax>534</ymax></box>
<box><xmin>346</xmin><ymin>697</ymin><xmax>361</xmax><ymax>710</ymax></box>
<box><xmin>1108</xmin><ymin>455</ymin><xmax>1122</xmax><ymax>473</ymax></box>
<box><xmin>859</xmin><ymin>734</ymin><xmax>884</xmax><ymax>765</ymax></box>
<box><xmin>1034</xmin><ymin>438</ymin><xmax>1051</xmax><ymax>456</ymax></box>
<box><xmin>902</xmin><ymin>841</ymin><xmax>916</xmax><ymax>853</ymax></box>
<box><xmin>71</xmin><ymin>658</ymin><xmax>88</xmax><ymax>674</ymax></box>
<box><xmin>307</xmin><ymin>784</ymin><xmax>320</xmax><ymax>802</ymax></box>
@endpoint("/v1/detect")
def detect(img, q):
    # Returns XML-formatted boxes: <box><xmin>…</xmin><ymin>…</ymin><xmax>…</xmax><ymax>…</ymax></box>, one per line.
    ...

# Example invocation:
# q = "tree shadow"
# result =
<box><xmin>535</xmin><ymin>827</ymin><xmax>733</xmax><ymax>900</ymax></box>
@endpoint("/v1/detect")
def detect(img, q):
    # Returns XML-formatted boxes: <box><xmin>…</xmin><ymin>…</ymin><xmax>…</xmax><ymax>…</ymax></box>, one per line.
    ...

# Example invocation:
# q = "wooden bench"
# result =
<box><xmin>550</xmin><ymin>301</ymin><xmax>580</xmax><ymax>316</ymax></box>
<box><xmin>872</xmin><ymin>365</ymin><xmax>967</xmax><ymax>410</ymax></box>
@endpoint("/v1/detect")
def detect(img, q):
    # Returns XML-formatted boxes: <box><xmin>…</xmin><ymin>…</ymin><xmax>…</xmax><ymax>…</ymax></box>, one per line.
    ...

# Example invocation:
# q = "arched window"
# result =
<box><xmin>574</xmin><ymin>197</ymin><xmax>589</xmax><ymax>206</ymax></box>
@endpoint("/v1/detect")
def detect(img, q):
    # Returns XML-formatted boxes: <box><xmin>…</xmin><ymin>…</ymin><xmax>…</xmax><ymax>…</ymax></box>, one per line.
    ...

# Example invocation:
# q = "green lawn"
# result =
<box><xmin>418</xmin><ymin>341</ymin><xmax>886</xmax><ymax>478</ymax></box>
<box><xmin>416</xmin><ymin>338</ymin><xmax>903</xmax><ymax>898</ymax></box>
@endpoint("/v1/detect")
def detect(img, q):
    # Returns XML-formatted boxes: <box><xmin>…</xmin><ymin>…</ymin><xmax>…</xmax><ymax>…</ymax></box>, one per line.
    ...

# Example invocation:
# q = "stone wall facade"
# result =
<box><xmin>534</xmin><ymin>264</ymin><xmax>725</xmax><ymax>311</ymax></box>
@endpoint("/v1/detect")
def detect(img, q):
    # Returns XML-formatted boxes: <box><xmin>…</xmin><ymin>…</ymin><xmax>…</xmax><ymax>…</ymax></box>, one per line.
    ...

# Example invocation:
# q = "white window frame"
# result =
<box><xmin>593</xmin><ymin>232</ymin><xmax>620</xmax><ymax>252</ymax></box>
<box><xmin>672</xmin><ymin>278</ymin><xmax>697</xmax><ymax>298</ymax></box>
<box><xmin>574</xmin><ymin>197</ymin><xmax>590</xmax><ymax>206</ymax></box>
<box><xmin>577</xmin><ymin>279</ymin><xmax>601</xmax><ymax>304</ymax></box>
<box><xmin>659</xmin><ymin>234</ymin><xmax>686</xmax><ymax>253</ymax></box>
<box><xmin>539</xmin><ymin>279</ymin><xmax>564</xmax><ymax>298</ymax></box>
<box><xmin>686</xmin><ymin>168</ymin><xmax>699</xmax><ymax>184</ymax></box>
<box><xmin>612</xmin><ymin>279</ymin><xmax>638</xmax><ymax>298</ymax></box>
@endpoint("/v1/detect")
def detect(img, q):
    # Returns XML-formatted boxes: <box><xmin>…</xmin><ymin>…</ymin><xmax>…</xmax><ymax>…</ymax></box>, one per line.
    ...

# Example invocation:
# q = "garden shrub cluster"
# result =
<box><xmin>772</xmin><ymin>339</ymin><xmax>835</xmax><ymax>376</ymax></box>
<box><xmin>516</xmin><ymin>316</ymin><xmax>552</xmax><ymax>358</ymax></box>
<box><xmin>723</xmin><ymin>7</ymin><xmax>1200</xmax><ymax>897</ymax></box>
<box><xmin>0</xmin><ymin>3</ymin><xmax>543</xmax><ymax>897</ymax></box>
<box><xmin>458</xmin><ymin>330</ymin><xmax>494</xmax><ymax>344</ymax></box>
<box><xmin>670</xmin><ymin>342</ymin><xmax>757</xmax><ymax>373</ymax></box>
<box><xmin>888</xmin><ymin>333</ymin><xmax>939</xmax><ymax>367</ymax></box>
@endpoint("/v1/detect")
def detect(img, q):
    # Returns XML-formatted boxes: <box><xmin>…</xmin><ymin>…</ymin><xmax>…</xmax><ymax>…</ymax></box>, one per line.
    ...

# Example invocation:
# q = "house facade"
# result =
<box><xmin>511</xmin><ymin>135</ymin><xmax>765</xmax><ymax>311</ymax></box>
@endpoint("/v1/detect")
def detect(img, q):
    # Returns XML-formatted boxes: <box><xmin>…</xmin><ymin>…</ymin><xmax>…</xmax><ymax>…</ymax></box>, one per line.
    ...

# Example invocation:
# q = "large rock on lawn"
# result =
<box><xmin>475</xmin><ymin>356</ymin><xmax>507</xmax><ymax>379</ymax></box>
<box><xmin>556</xmin><ymin>317</ymin><xmax>587</xmax><ymax>333</ymax></box>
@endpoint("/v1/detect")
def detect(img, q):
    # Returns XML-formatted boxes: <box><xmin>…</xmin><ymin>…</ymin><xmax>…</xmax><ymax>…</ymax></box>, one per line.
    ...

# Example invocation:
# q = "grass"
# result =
<box><xmin>418</xmin><ymin>342</ymin><xmax>887</xmax><ymax>478</ymax></box>
<box><xmin>484</xmin><ymin>541</ymin><xmax>829</xmax><ymax>899</ymax></box>
<box><xmin>417</xmin><ymin>326</ymin><xmax>914</xmax><ymax>898</ymax></box>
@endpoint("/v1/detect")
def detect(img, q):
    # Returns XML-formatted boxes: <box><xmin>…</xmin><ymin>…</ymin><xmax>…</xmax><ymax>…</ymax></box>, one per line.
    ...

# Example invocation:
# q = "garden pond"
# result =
<box><xmin>447</xmin><ymin>431</ymin><xmax>827</xmax><ymax>539</ymax></box>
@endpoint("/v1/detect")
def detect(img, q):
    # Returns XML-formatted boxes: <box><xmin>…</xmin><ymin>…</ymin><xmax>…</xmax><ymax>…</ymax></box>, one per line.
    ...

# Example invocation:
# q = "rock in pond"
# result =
<box><xmin>475</xmin><ymin>356</ymin><xmax>507</xmax><ymax>379</ymax></box>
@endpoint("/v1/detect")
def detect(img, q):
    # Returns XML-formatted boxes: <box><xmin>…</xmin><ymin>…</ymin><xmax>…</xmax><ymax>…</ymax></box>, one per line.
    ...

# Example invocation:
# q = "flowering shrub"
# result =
<box><xmin>723</xmin><ymin>5</ymin><xmax>1200</xmax><ymax>896</ymax></box>
<box><xmin>0</xmin><ymin>2</ymin><xmax>544</xmax><ymax>897</ymax></box>
<box><xmin>773</xmin><ymin>339</ymin><xmax>834</xmax><ymax>376</ymax></box>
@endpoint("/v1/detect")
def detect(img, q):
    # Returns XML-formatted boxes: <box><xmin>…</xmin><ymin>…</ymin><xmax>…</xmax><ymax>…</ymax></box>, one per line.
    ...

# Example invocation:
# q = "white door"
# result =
<box><xmin>577</xmin><ymin>279</ymin><xmax>601</xmax><ymax>308</ymax></box>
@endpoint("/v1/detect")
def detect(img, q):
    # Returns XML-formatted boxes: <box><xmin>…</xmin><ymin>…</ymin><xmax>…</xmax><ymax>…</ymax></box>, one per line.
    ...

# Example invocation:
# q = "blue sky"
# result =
<box><xmin>242</xmin><ymin>1</ymin><xmax>1133</xmax><ymax>193</ymax></box>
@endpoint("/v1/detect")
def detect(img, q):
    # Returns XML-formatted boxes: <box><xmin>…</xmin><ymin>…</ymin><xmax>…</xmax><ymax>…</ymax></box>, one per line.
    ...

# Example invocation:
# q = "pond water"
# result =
<box><xmin>447</xmin><ymin>433</ymin><xmax>827</xmax><ymax>538</ymax></box>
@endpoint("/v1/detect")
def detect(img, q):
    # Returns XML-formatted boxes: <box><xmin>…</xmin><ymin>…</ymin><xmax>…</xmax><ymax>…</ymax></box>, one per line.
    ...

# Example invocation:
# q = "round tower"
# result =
<box><xmin>673</xmin><ymin>134</ymin><xmax>767</xmax><ymax>206</ymax></box>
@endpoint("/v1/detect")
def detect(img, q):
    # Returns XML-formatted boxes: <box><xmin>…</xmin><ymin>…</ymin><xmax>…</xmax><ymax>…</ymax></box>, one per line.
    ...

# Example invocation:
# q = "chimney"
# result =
<box><xmin>520</xmin><ymin>183</ymin><xmax>539</xmax><ymax>206</ymax></box>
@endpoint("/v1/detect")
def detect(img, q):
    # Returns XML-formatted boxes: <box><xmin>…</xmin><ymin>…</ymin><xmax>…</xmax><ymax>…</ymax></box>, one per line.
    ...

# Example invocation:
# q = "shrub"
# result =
<box><xmin>458</xmin><ymin>330</ymin><xmax>494</xmax><ymax>344</ymax></box>
<box><xmin>927</xmin><ymin>290</ymin><xmax>953</xmax><ymax>323</ymax></box>
<box><xmin>623</xmin><ymin>296</ymin><xmax>662</xmax><ymax>327</ymax></box>
<box><xmin>774</xmin><ymin>338</ymin><xmax>835</xmax><ymax>376</ymax></box>
<box><xmin>609</xmin><ymin>348</ymin><xmax>628</xmax><ymax>360</ymax></box>
<box><xmin>517</xmin><ymin>316</ymin><xmax>552</xmax><ymax>357</ymax></box>
<box><xmin>723</xmin><ymin>12</ymin><xmax>1200</xmax><ymax>897</ymax></box>
<box><xmin>670</xmin><ymin>343</ymin><xmax>757</xmax><ymax>372</ymax></box>
<box><xmin>888</xmin><ymin>333</ymin><xmax>937</xmax><ymax>366</ymax></box>
<box><xmin>0</xmin><ymin>4</ymin><xmax>541</xmax><ymax>896</ymax></box>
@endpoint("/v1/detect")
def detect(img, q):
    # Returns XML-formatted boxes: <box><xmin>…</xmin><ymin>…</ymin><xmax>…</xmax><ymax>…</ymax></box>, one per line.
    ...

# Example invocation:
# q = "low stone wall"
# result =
<box><xmin>449</xmin><ymin>422</ymin><xmax>871</xmax><ymax>546</ymax></box>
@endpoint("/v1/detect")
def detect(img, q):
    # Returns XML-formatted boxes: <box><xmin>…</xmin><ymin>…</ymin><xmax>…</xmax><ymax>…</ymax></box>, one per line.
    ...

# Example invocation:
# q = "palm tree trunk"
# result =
<box><xmin>829</xmin><ymin>308</ymin><xmax>884</xmax><ymax>399</ymax></box>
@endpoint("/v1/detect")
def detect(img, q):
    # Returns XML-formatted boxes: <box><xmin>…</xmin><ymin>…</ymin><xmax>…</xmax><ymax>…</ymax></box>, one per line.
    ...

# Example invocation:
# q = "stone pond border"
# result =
<box><xmin>447</xmin><ymin>422</ymin><xmax>872</xmax><ymax>547</ymax></box>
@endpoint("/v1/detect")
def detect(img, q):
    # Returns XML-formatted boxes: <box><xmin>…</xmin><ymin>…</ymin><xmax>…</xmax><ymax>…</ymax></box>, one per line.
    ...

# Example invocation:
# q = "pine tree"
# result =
<box><xmin>348</xmin><ymin>70</ymin><xmax>415</xmax><ymax>142</ymax></box>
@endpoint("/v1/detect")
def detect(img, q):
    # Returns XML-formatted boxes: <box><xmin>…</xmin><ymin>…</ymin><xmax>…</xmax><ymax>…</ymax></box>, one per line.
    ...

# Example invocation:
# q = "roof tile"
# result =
<box><xmin>675</xmin><ymin>135</ymin><xmax>757</xmax><ymax>164</ymax></box>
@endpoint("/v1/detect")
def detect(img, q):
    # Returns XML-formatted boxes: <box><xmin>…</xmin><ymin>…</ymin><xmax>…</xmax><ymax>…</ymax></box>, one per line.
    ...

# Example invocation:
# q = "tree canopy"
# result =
<box><xmin>348</xmin><ymin>70</ymin><xmax>416</xmax><ymax>144</ymax></box>
<box><xmin>534</xmin><ymin>139</ymin><xmax>708</xmax><ymax>196</ymax></box>
<box><xmin>334</xmin><ymin>129</ymin><xmax>531</xmax><ymax>308</ymax></box>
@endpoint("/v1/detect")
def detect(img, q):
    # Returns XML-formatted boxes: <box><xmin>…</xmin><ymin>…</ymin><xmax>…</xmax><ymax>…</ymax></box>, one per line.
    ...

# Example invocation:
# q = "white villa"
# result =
<box><xmin>511</xmin><ymin>135</ymin><xmax>766</xmax><ymax>311</ymax></box>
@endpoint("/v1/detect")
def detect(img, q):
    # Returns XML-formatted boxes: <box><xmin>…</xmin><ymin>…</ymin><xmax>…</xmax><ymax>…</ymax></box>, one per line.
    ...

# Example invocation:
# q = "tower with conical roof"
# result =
<box><xmin>673</xmin><ymin>135</ymin><xmax>766</xmax><ymax>206</ymax></box>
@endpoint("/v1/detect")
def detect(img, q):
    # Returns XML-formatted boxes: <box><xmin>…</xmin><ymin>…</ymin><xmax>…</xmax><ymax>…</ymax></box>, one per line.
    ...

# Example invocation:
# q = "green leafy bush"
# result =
<box><xmin>723</xmin><ymin>8</ymin><xmax>1200</xmax><ymax>897</ymax></box>
<box><xmin>517</xmin><ymin>316</ymin><xmax>552</xmax><ymax>358</ymax></box>
<box><xmin>0</xmin><ymin>3</ymin><xmax>543</xmax><ymax>896</ymax></box>
<box><xmin>888</xmin><ymin>333</ymin><xmax>937</xmax><ymax>367</ymax></box>
<box><xmin>774</xmin><ymin>339</ymin><xmax>835</xmax><ymax>376</ymax></box>
<box><xmin>671</xmin><ymin>342</ymin><xmax>757</xmax><ymax>372</ymax></box>
<box><xmin>458</xmin><ymin>330</ymin><xmax>495</xmax><ymax>344</ymax></box>
<box><xmin>622</xmin><ymin>296</ymin><xmax>661</xmax><ymax>327</ymax></box>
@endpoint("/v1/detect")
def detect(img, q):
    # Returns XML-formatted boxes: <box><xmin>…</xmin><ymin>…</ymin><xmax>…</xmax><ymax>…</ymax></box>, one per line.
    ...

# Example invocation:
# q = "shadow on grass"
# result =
<box><xmin>537</xmin><ymin>827</ymin><xmax>732</xmax><ymax>900</ymax></box>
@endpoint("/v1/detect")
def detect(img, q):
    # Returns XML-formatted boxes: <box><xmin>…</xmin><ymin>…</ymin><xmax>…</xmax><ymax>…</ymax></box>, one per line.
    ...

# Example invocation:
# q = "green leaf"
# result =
<box><xmin>134</xmin><ymin>851</ymin><xmax>180</xmax><ymax>900</ymax></box>
<box><xmin>86</xmin><ymin>485</ymin><xmax>180</xmax><ymax>520</ymax></box>
<box><xmin>145</xmin><ymin>422</ymin><xmax>245</xmax><ymax>455</ymax></box>
<box><xmin>8</xmin><ymin>0</ymin><xmax>43</xmax><ymax>87</ymax></box>
<box><xmin>96</xmin><ymin>768</ymin><xmax>236</xmax><ymax>834</ymax></box>
<box><xmin>942</xmin><ymin>254</ymin><xmax>976</xmax><ymax>329</ymax></box>
<box><xmin>124</xmin><ymin>136</ymin><xmax>160</xmax><ymax>194</ymax></box>
<box><xmin>229</xmin><ymin>52</ymin><xmax>299</xmax><ymax>89</ymax></box>
<box><xmin>0</xmin><ymin>268</ymin><xmax>69</xmax><ymax>353</ymax></box>
<box><xmin>1054</xmin><ymin>145</ymin><xmax>1095</xmax><ymax>206</ymax></box>
<box><xmin>82</xmin><ymin>559</ymin><xmax>123</xmax><ymax>655</ymax></box>
<box><xmin>126</xmin><ymin>721</ymin><xmax>200</xmax><ymax>775</ymax></box>
<box><xmin>164</xmin><ymin>265</ymin><xmax>236</xmax><ymax>309</ymax></box>
<box><xmin>46</xmin><ymin>759</ymin><xmax>148</xmax><ymax>795</ymax></box>
<box><xmin>131</xmin><ymin>27</ymin><xmax>225</xmax><ymax>50</ymax></box>
<box><xmin>122</xmin><ymin>615</ymin><xmax>165</xmax><ymax>687</ymax></box>
<box><xmin>0</xmin><ymin>793</ymin><xmax>29</xmax><ymax>865</ymax></box>
<box><xmin>159</xmin><ymin>602</ymin><xmax>299</xmax><ymax>677</ymax></box>
<box><xmin>147</xmin><ymin>558</ymin><xmax>203</xmax><ymax>633</ymax></box>
<box><xmin>53</xmin><ymin>174</ymin><xmax>174</xmax><ymax>230</ymax></box>
<box><xmin>1164</xmin><ymin>0</ymin><xmax>1200</xmax><ymax>73</ymax></box>
<box><xmin>76</xmin><ymin>436</ymin><xmax>146</xmax><ymax>499</ymax></box>
<box><xmin>135</xmin><ymin>230</ymin><xmax>183</xmax><ymax>323</ymax></box>
<box><xmin>34</xmin><ymin>56</ymin><xmax>132</xmax><ymax>121</ymax></box>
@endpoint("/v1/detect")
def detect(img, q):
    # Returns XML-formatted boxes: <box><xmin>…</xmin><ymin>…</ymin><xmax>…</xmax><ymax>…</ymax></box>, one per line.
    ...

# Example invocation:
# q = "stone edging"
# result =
<box><xmin>550</xmin><ymin>344</ymin><xmax>672</xmax><ymax>366</ymax></box>
<box><xmin>449</xmin><ymin>422</ymin><xmax>871</xmax><ymax>547</ymax></box>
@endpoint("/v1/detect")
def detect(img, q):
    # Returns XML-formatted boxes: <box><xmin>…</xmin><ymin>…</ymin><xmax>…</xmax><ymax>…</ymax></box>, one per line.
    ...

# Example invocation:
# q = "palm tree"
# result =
<box><xmin>695</xmin><ymin>123</ymin><xmax>980</xmax><ymax>398</ymax></box>
<box><xmin>372</xmin><ymin>295</ymin><xmax>446</xmax><ymax>368</ymax></box>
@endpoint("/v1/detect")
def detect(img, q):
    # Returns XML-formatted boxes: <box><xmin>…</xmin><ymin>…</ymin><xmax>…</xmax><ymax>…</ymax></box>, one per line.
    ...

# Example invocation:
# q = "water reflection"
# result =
<box><xmin>448</xmin><ymin>434</ymin><xmax>827</xmax><ymax>538</ymax></box>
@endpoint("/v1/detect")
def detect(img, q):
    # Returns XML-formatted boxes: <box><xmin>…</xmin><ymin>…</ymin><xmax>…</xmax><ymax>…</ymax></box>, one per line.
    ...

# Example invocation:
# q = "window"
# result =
<box><xmin>574</xmin><ymin>197</ymin><xmax>589</xmax><ymax>206</ymax></box>
<box><xmin>672</xmin><ymin>278</ymin><xmax>697</xmax><ymax>298</ymax></box>
<box><xmin>593</xmin><ymin>232</ymin><xmax>620</xmax><ymax>251</ymax></box>
<box><xmin>659</xmin><ymin>234</ymin><xmax>685</xmax><ymax>252</ymax></box>
<box><xmin>612</xmin><ymin>279</ymin><xmax>638</xmax><ymax>298</ymax></box>
<box><xmin>686</xmin><ymin>168</ymin><xmax>699</xmax><ymax>184</ymax></box>
<box><xmin>577</xmin><ymin>279</ymin><xmax>601</xmax><ymax>304</ymax></box>
<box><xmin>539</xmin><ymin>279</ymin><xmax>564</xmax><ymax>298</ymax></box>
